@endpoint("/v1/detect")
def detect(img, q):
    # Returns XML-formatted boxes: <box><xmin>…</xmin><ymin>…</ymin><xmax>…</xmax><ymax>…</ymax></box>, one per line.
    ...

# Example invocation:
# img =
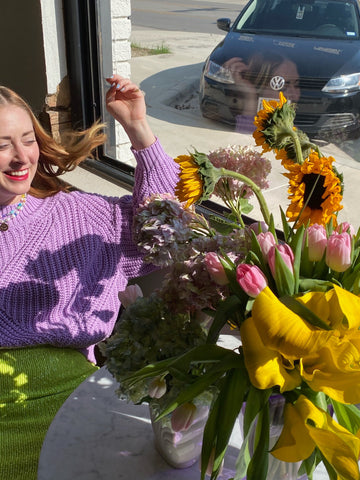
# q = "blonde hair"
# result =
<box><xmin>0</xmin><ymin>86</ymin><xmax>107</xmax><ymax>198</ymax></box>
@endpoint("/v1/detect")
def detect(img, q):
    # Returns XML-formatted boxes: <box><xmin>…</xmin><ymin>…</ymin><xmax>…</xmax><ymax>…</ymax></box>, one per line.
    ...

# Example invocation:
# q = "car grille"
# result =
<box><xmin>296</xmin><ymin>113</ymin><xmax>356</xmax><ymax>128</ymax></box>
<box><xmin>298</xmin><ymin>77</ymin><xmax>329</xmax><ymax>90</ymax></box>
<box><xmin>243</xmin><ymin>74</ymin><xmax>329</xmax><ymax>91</ymax></box>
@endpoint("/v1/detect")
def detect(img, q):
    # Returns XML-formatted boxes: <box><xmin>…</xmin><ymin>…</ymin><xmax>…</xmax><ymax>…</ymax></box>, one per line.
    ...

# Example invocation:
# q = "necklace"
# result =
<box><xmin>0</xmin><ymin>194</ymin><xmax>27</xmax><ymax>231</ymax></box>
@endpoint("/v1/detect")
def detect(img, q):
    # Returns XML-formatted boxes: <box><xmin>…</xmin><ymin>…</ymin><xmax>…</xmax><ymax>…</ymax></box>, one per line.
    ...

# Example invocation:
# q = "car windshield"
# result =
<box><xmin>234</xmin><ymin>0</ymin><xmax>360</xmax><ymax>39</ymax></box>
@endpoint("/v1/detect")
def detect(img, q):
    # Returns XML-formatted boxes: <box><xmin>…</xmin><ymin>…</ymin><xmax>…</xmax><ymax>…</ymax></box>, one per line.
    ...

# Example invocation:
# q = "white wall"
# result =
<box><xmin>39</xmin><ymin>0</ymin><xmax>132</xmax><ymax>159</ymax></box>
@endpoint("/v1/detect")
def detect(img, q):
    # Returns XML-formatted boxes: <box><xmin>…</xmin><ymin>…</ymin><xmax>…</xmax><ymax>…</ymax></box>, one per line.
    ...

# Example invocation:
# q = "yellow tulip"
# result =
<box><xmin>272</xmin><ymin>396</ymin><xmax>360</xmax><ymax>480</ymax></box>
<box><xmin>251</xmin><ymin>287</ymin><xmax>332</xmax><ymax>360</ymax></box>
<box><xmin>240</xmin><ymin>317</ymin><xmax>301</xmax><ymax>391</ymax></box>
<box><xmin>300</xmin><ymin>333</ymin><xmax>360</xmax><ymax>404</ymax></box>
<box><xmin>246</xmin><ymin>286</ymin><xmax>360</xmax><ymax>403</ymax></box>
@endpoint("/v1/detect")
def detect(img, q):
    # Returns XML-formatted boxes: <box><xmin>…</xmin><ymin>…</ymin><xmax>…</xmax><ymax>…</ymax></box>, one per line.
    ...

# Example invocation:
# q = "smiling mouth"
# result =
<box><xmin>4</xmin><ymin>169</ymin><xmax>29</xmax><ymax>181</ymax></box>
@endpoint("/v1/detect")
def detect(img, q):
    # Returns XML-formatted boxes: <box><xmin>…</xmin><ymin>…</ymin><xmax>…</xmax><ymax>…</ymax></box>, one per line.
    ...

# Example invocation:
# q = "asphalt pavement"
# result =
<box><xmin>130</xmin><ymin>26</ymin><xmax>360</xmax><ymax>230</ymax></box>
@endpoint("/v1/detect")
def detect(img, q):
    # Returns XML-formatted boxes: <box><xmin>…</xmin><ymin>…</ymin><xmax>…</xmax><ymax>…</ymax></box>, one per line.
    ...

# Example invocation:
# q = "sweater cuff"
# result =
<box><xmin>131</xmin><ymin>137</ymin><xmax>170</xmax><ymax>169</ymax></box>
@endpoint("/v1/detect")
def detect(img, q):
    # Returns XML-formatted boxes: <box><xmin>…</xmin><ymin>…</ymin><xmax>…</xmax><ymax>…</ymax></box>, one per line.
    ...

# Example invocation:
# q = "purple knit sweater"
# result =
<box><xmin>0</xmin><ymin>139</ymin><xmax>179</xmax><ymax>363</ymax></box>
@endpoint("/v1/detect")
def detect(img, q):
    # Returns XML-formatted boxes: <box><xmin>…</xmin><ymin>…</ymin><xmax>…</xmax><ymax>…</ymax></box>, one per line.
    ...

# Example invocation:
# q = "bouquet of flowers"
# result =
<box><xmin>101</xmin><ymin>92</ymin><xmax>360</xmax><ymax>480</ymax></box>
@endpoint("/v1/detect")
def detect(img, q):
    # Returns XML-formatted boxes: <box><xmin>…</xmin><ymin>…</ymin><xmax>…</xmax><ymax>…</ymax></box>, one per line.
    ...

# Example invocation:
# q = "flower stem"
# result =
<box><xmin>219</xmin><ymin>168</ymin><xmax>271</xmax><ymax>225</ymax></box>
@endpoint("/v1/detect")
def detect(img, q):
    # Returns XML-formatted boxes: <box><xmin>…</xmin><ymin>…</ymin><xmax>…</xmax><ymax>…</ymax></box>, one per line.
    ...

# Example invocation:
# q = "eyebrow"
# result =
<box><xmin>0</xmin><ymin>130</ymin><xmax>35</xmax><ymax>140</ymax></box>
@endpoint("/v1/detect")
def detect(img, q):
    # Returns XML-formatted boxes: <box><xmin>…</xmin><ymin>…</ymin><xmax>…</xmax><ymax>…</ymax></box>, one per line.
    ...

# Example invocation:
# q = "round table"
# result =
<box><xmin>37</xmin><ymin>367</ymin><xmax>240</xmax><ymax>479</ymax></box>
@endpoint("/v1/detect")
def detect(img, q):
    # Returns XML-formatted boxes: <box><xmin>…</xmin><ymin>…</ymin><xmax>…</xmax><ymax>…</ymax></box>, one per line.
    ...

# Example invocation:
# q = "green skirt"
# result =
<box><xmin>0</xmin><ymin>346</ymin><xmax>98</xmax><ymax>480</ymax></box>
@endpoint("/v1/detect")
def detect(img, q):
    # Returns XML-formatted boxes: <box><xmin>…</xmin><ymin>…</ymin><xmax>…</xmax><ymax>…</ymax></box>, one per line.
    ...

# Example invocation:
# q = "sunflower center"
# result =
<box><xmin>302</xmin><ymin>173</ymin><xmax>326</xmax><ymax>209</ymax></box>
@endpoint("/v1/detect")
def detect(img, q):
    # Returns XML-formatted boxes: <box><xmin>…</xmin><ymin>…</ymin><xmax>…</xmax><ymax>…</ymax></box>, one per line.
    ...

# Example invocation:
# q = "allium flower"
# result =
<box><xmin>208</xmin><ymin>145</ymin><xmax>271</xmax><ymax>200</ymax></box>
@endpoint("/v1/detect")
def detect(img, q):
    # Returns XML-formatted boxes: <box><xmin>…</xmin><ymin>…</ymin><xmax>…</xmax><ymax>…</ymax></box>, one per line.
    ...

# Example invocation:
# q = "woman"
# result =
<box><xmin>0</xmin><ymin>75</ymin><xmax>179</xmax><ymax>479</ymax></box>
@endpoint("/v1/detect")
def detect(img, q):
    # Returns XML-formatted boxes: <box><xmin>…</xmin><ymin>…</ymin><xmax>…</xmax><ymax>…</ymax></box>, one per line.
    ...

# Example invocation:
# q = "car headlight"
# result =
<box><xmin>322</xmin><ymin>73</ymin><xmax>360</xmax><ymax>93</ymax></box>
<box><xmin>204</xmin><ymin>60</ymin><xmax>235</xmax><ymax>84</ymax></box>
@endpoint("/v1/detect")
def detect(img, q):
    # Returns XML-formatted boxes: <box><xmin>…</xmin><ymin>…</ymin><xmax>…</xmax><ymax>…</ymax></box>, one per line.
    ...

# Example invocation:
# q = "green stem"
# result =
<box><xmin>218</xmin><ymin>168</ymin><xmax>271</xmax><ymax>226</ymax></box>
<box><xmin>287</xmin><ymin>128</ymin><xmax>305</xmax><ymax>164</ymax></box>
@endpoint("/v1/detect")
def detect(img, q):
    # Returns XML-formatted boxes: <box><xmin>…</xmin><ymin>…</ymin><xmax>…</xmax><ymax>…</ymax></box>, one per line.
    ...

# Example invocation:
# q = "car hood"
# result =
<box><xmin>208</xmin><ymin>32</ymin><xmax>360</xmax><ymax>78</ymax></box>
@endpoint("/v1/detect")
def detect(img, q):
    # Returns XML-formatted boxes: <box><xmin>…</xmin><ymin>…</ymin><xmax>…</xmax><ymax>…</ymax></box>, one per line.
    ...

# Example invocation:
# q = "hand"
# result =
<box><xmin>105</xmin><ymin>75</ymin><xmax>156</xmax><ymax>150</ymax></box>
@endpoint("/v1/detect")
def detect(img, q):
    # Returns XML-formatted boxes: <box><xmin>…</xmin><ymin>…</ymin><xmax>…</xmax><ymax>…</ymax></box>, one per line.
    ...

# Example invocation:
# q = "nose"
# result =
<box><xmin>12</xmin><ymin>142</ymin><xmax>27</xmax><ymax>164</ymax></box>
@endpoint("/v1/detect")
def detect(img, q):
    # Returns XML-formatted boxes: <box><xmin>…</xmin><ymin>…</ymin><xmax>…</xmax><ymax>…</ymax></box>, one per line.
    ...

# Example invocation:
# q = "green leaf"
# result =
<box><xmin>298</xmin><ymin>278</ymin><xmax>334</xmax><ymax>292</ymax></box>
<box><xmin>280</xmin><ymin>207</ymin><xmax>291</xmax><ymax>242</ymax></box>
<box><xmin>330</xmin><ymin>399</ymin><xmax>360</xmax><ymax>434</ymax></box>
<box><xmin>246</xmin><ymin>403</ymin><xmax>270</xmax><ymax>480</ymax></box>
<box><xmin>208</xmin><ymin>214</ymin><xmax>239</xmax><ymax>235</ymax></box>
<box><xmin>273</xmin><ymin>247</ymin><xmax>295</xmax><ymax>296</ymax></box>
<box><xmin>289</xmin><ymin>226</ymin><xmax>305</xmax><ymax>293</ymax></box>
<box><xmin>298</xmin><ymin>449</ymin><xmax>319</xmax><ymax>479</ymax></box>
<box><xmin>206</xmin><ymin>295</ymin><xmax>243</xmax><ymax>344</ymax></box>
<box><xmin>201</xmin><ymin>393</ymin><xmax>221</xmax><ymax>480</ymax></box>
<box><xmin>212</xmin><ymin>368</ymin><xmax>249</xmax><ymax>473</ymax></box>
<box><xmin>279</xmin><ymin>295</ymin><xmax>332</xmax><ymax>330</ymax></box>
<box><xmin>243</xmin><ymin>387</ymin><xmax>271</xmax><ymax>437</ymax></box>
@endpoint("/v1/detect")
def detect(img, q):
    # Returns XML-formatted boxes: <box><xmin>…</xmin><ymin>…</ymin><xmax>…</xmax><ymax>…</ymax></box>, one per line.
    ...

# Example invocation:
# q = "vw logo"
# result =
<box><xmin>270</xmin><ymin>76</ymin><xmax>285</xmax><ymax>91</ymax></box>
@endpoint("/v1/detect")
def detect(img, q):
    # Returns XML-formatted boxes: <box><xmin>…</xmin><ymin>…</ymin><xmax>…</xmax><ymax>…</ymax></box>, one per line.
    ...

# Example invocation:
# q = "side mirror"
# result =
<box><xmin>217</xmin><ymin>18</ymin><xmax>231</xmax><ymax>32</ymax></box>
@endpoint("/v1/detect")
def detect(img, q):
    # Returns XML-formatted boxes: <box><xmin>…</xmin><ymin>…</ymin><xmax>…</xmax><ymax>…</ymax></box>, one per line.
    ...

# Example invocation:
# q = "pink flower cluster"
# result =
<box><xmin>208</xmin><ymin>145</ymin><xmax>271</xmax><ymax>199</ymax></box>
<box><xmin>205</xmin><ymin>221</ymin><xmax>355</xmax><ymax>299</ymax></box>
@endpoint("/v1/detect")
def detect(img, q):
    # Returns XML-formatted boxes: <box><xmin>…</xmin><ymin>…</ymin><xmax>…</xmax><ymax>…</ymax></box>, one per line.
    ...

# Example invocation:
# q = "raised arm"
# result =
<box><xmin>105</xmin><ymin>75</ymin><xmax>156</xmax><ymax>150</ymax></box>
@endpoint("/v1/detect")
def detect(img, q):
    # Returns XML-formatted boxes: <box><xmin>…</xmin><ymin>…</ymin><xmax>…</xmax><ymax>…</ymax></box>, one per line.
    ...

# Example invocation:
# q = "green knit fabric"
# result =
<box><xmin>0</xmin><ymin>346</ymin><xmax>98</xmax><ymax>480</ymax></box>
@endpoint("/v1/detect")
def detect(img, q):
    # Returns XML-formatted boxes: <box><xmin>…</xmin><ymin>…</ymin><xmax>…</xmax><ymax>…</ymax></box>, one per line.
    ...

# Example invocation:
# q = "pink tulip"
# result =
<box><xmin>171</xmin><ymin>402</ymin><xmax>197</xmax><ymax>432</ymax></box>
<box><xmin>248</xmin><ymin>221</ymin><xmax>269</xmax><ymax>235</ymax></box>
<box><xmin>148</xmin><ymin>376</ymin><xmax>167</xmax><ymax>399</ymax></box>
<box><xmin>326</xmin><ymin>232</ymin><xmax>352</xmax><ymax>272</ymax></box>
<box><xmin>268</xmin><ymin>243</ymin><xmax>294</xmax><ymax>277</ymax></box>
<box><xmin>204</xmin><ymin>252</ymin><xmax>229</xmax><ymax>285</ymax></box>
<box><xmin>336</xmin><ymin>222</ymin><xmax>355</xmax><ymax>236</ymax></box>
<box><xmin>236</xmin><ymin>264</ymin><xmax>267</xmax><ymax>297</ymax></box>
<box><xmin>118</xmin><ymin>284</ymin><xmax>143</xmax><ymax>308</ymax></box>
<box><xmin>257</xmin><ymin>231</ymin><xmax>276</xmax><ymax>260</ymax></box>
<box><xmin>306</xmin><ymin>224</ymin><xmax>327</xmax><ymax>261</ymax></box>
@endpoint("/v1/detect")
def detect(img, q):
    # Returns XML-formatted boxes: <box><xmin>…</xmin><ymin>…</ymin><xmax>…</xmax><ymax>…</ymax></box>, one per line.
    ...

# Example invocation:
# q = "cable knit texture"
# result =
<box><xmin>0</xmin><ymin>139</ymin><xmax>179</xmax><ymax>363</ymax></box>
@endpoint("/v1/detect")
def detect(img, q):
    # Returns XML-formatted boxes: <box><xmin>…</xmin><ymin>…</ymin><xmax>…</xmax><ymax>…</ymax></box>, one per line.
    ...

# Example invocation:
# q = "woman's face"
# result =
<box><xmin>0</xmin><ymin>105</ymin><xmax>39</xmax><ymax>206</ymax></box>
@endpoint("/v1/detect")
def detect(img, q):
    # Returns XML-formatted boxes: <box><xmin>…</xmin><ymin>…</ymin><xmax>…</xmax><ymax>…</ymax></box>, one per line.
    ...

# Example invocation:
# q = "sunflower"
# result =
<box><xmin>282</xmin><ymin>151</ymin><xmax>343</xmax><ymax>227</ymax></box>
<box><xmin>174</xmin><ymin>151</ymin><xmax>219</xmax><ymax>207</ymax></box>
<box><xmin>253</xmin><ymin>92</ymin><xmax>297</xmax><ymax>154</ymax></box>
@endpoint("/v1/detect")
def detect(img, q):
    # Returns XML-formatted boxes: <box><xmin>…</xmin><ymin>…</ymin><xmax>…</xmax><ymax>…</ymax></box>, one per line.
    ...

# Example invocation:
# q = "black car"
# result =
<box><xmin>199</xmin><ymin>0</ymin><xmax>360</xmax><ymax>140</ymax></box>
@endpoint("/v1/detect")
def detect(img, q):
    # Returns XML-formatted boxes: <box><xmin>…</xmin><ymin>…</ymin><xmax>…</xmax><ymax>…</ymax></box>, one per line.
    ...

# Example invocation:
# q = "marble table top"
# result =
<box><xmin>37</xmin><ymin>366</ymin><xmax>241</xmax><ymax>480</ymax></box>
<box><xmin>37</xmin><ymin>363</ymin><xmax>329</xmax><ymax>480</ymax></box>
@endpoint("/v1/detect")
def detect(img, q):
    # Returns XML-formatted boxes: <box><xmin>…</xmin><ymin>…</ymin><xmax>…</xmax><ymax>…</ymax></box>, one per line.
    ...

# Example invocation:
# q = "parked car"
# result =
<box><xmin>199</xmin><ymin>0</ymin><xmax>360</xmax><ymax>140</ymax></box>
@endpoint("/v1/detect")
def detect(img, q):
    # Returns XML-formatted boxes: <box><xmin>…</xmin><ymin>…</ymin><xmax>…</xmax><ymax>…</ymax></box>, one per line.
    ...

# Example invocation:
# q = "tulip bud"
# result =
<box><xmin>236</xmin><ymin>264</ymin><xmax>267</xmax><ymax>297</ymax></box>
<box><xmin>326</xmin><ymin>232</ymin><xmax>352</xmax><ymax>272</ymax></box>
<box><xmin>171</xmin><ymin>402</ymin><xmax>197</xmax><ymax>432</ymax></box>
<box><xmin>306</xmin><ymin>224</ymin><xmax>327</xmax><ymax>261</ymax></box>
<box><xmin>118</xmin><ymin>284</ymin><xmax>143</xmax><ymax>308</ymax></box>
<box><xmin>336</xmin><ymin>222</ymin><xmax>355</xmax><ymax>236</ymax></box>
<box><xmin>268</xmin><ymin>243</ymin><xmax>294</xmax><ymax>277</ymax></box>
<box><xmin>204</xmin><ymin>252</ymin><xmax>229</xmax><ymax>285</ymax></box>
<box><xmin>248</xmin><ymin>221</ymin><xmax>269</xmax><ymax>235</ymax></box>
<box><xmin>257</xmin><ymin>231</ymin><xmax>276</xmax><ymax>260</ymax></box>
<box><xmin>148</xmin><ymin>376</ymin><xmax>167</xmax><ymax>399</ymax></box>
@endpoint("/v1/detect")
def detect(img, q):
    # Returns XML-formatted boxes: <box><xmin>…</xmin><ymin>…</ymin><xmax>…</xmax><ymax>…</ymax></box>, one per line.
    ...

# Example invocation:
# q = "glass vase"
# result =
<box><xmin>239</xmin><ymin>395</ymin><xmax>307</xmax><ymax>480</ymax></box>
<box><xmin>149</xmin><ymin>401</ymin><xmax>209</xmax><ymax>469</ymax></box>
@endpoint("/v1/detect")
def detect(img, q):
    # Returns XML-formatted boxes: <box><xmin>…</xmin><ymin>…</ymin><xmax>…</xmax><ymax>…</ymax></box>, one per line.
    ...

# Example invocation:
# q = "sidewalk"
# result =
<box><xmin>130</xmin><ymin>26</ymin><xmax>360</xmax><ymax>229</ymax></box>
